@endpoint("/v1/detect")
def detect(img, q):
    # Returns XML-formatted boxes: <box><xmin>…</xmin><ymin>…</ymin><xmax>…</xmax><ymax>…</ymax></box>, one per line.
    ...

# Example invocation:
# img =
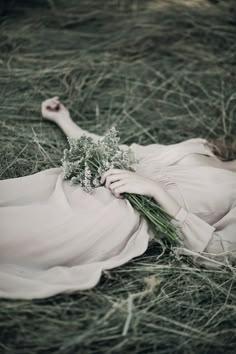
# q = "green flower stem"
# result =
<box><xmin>126</xmin><ymin>195</ymin><xmax>168</xmax><ymax>226</ymax></box>
<box><xmin>87</xmin><ymin>159</ymin><xmax>100</xmax><ymax>170</ymax></box>
<box><xmin>131</xmin><ymin>195</ymin><xmax>176</xmax><ymax>226</ymax></box>
<box><xmin>135</xmin><ymin>195</ymin><xmax>175</xmax><ymax>219</ymax></box>
<box><xmin>125</xmin><ymin>193</ymin><xmax>181</xmax><ymax>245</ymax></box>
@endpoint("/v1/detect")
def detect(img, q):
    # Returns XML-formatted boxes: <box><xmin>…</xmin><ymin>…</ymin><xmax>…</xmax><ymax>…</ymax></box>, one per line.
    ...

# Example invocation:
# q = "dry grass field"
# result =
<box><xmin>0</xmin><ymin>1</ymin><xmax>236</xmax><ymax>353</ymax></box>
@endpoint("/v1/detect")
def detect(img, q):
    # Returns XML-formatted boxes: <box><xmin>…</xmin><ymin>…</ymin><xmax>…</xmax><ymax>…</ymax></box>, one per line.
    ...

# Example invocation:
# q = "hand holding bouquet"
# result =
<box><xmin>61</xmin><ymin>127</ymin><xmax>182</xmax><ymax>247</ymax></box>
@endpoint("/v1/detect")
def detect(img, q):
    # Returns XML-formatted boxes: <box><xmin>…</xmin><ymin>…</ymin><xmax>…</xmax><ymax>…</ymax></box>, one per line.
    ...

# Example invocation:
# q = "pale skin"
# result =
<box><xmin>41</xmin><ymin>96</ymin><xmax>236</xmax><ymax>220</ymax></box>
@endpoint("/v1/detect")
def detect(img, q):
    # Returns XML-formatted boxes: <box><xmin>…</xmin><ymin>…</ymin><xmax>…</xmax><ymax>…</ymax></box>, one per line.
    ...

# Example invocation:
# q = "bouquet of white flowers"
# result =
<box><xmin>61</xmin><ymin>127</ymin><xmax>182</xmax><ymax>247</ymax></box>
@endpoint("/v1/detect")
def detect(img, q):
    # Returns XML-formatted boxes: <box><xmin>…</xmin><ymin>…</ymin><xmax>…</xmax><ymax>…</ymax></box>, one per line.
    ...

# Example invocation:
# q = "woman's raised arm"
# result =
<box><xmin>41</xmin><ymin>97</ymin><xmax>103</xmax><ymax>142</ymax></box>
<box><xmin>41</xmin><ymin>97</ymin><xmax>130</xmax><ymax>150</ymax></box>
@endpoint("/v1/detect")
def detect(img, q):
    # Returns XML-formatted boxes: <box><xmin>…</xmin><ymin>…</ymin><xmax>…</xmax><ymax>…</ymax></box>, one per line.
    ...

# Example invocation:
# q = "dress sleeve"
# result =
<box><xmin>171</xmin><ymin>207</ymin><xmax>236</xmax><ymax>269</ymax></box>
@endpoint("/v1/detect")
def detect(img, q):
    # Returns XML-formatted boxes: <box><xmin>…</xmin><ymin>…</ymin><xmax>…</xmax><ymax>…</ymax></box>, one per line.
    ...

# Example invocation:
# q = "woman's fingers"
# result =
<box><xmin>45</xmin><ymin>100</ymin><xmax>60</xmax><ymax>111</ymax></box>
<box><xmin>105</xmin><ymin>175</ymin><xmax>120</xmax><ymax>188</ymax></box>
<box><xmin>41</xmin><ymin>96</ymin><xmax>64</xmax><ymax>121</ymax></box>
<box><xmin>113</xmin><ymin>186</ymin><xmax>126</xmax><ymax>198</ymax></box>
<box><xmin>43</xmin><ymin>97</ymin><xmax>60</xmax><ymax>107</ymax></box>
<box><xmin>50</xmin><ymin>97</ymin><xmax>60</xmax><ymax>110</ymax></box>
<box><xmin>52</xmin><ymin>97</ymin><xmax>60</xmax><ymax>105</ymax></box>
<box><xmin>104</xmin><ymin>174</ymin><xmax>129</xmax><ymax>188</ymax></box>
<box><xmin>109</xmin><ymin>183</ymin><xmax>125</xmax><ymax>198</ymax></box>
<box><xmin>46</xmin><ymin>104</ymin><xmax>57</xmax><ymax>111</ymax></box>
<box><xmin>101</xmin><ymin>169</ymin><xmax>131</xmax><ymax>184</ymax></box>
<box><xmin>110</xmin><ymin>180</ymin><xmax>126</xmax><ymax>190</ymax></box>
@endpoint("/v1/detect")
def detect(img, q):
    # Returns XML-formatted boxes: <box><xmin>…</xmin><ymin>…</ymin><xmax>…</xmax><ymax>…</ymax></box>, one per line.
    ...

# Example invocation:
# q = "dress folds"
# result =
<box><xmin>0</xmin><ymin>138</ymin><xmax>235</xmax><ymax>299</ymax></box>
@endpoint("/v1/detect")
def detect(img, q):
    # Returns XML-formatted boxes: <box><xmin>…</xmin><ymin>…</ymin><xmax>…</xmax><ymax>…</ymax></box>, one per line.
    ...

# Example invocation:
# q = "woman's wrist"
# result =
<box><xmin>151</xmin><ymin>183</ymin><xmax>181</xmax><ymax>219</ymax></box>
<box><xmin>56</xmin><ymin>113</ymin><xmax>72</xmax><ymax>126</ymax></box>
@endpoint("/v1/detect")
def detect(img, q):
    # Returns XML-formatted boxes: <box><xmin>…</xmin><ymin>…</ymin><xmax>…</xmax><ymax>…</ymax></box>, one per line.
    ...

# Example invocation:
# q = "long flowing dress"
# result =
<box><xmin>0</xmin><ymin>138</ymin><xmax>236</xmax><ymax>299</ymax></box>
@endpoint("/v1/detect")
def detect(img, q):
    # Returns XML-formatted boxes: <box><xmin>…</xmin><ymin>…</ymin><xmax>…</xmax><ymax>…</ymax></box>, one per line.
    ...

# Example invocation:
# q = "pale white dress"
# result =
<box><xmin>0</xmin><ymin>138</ymin><xmax>236</xmax><ymax>299</ymax></box>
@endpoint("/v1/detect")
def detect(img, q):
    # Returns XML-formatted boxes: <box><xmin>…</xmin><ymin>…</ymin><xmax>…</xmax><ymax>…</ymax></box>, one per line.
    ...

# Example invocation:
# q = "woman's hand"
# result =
<box><xmin>41</xmin><ymin>96</ymin><xmax>70</xmax><ymax>123</ymax></box>
<box><xmin>100</xmin><ymin>169</ymin><xmax>158</xmax><ymax>199</ymax></box>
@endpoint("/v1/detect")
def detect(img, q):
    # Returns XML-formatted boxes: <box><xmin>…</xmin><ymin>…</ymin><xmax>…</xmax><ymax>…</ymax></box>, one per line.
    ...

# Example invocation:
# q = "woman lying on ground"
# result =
<box><xmin>0</xmin><ymin>96</ymin><xmax>235</xmax><ymax>299</ymax></box>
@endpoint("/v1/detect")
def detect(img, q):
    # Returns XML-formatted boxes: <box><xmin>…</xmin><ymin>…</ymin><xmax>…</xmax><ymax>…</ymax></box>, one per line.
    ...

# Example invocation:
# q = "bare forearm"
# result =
<box><xmin>42</xmin><ymin>97</ymin><xmax>128</xmax><ymax>146</ymax></box>
<box><xmin>152</xmin><ymin>184</ymin><xmax>181</xmax><ymax>219</ymax></box>
<box><xmin>57</xmin><ymin>116</ymin><xmax>130</xmax><ymax>150</ymax></box>
<box><xmin>57</xmin><ymin>116</ymin><xmax>103</xmax><ymax>141</ymax></box>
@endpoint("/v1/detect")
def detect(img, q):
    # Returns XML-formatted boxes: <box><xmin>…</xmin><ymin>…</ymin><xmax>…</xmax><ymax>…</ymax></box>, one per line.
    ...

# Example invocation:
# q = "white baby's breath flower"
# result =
<box><xmin>93</xmin><ymin>177</ymin><xmax>100</xmax><ymax>188</ymax></box>
<box><xmin>61</xmin><ymin>127</ymin><xmax>138</xmax><ymax>191</ymax></box>
<box><xmin>97</xmin><ymin>166</ymin><xmax>105</xmax><ymax>175</ymax></box>
<box><xmin>105</xmin><ymin>161</ymin><xmax>112</xmax><ymax>169</ymax></box>
<box><xmin>84</xmin><ymin>164</ymin><xmax>91</xmax><ymax>178</ymax></box>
